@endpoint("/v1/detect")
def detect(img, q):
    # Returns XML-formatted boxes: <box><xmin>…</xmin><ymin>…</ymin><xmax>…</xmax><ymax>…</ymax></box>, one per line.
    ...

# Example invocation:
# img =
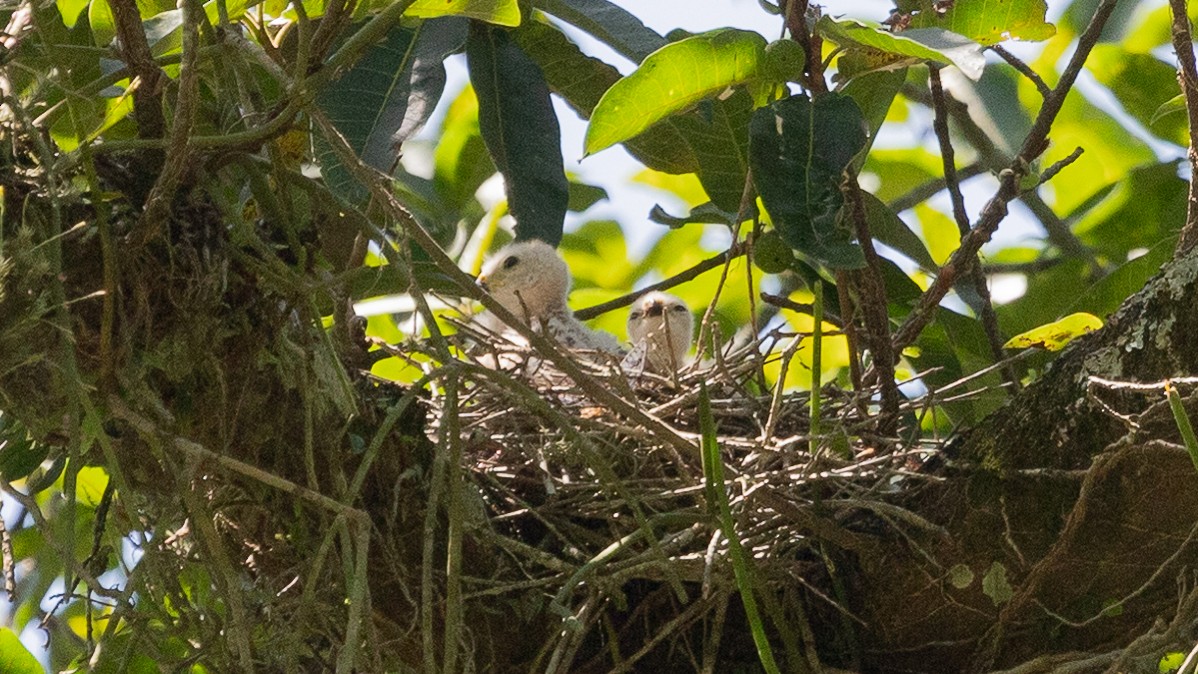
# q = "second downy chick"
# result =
<box><xmin>624</xmin><ymin>291</ymin><xmax>694</xmax><ymax>375</ymax></box>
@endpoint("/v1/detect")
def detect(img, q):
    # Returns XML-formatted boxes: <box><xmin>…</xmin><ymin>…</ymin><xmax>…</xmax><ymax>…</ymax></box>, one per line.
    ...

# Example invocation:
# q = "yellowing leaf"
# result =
<box><xmin>1003</xmin><ymin>312</ymin><xmax>1103</xmax><ymax>351</ymax></box>
<box><xmin>406</xmin><ymin>0</ymin><xmax>520</xmax><ymax>26</ymax></box>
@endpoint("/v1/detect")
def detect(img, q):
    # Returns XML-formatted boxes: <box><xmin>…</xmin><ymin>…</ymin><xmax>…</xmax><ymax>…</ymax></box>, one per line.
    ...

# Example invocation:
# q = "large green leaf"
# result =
<box><xmin>897</xmin><ymin>0</ymin><xmax>1056</xmax><ymax>44</ymax></box>
<box><xmin>670</xmin><ymin>89</ymin><xmax>755</xmax><ymax>213</ymax></box>
<box><xmin>1072</xmin><ymin>161</ymin><xmax>1186</xmax><ymax>259</ymax></box>
<box><xmin>1087</xmin><ymin>45</ymin><xmax>1187</xmax><ymax>147</ymax></box>
<box><xmin>859</xmin><ymin>191</ymin><xmax>936</xmax><ymax>270</ymax></box>
<box><xmin>0</xmin><ymin>629</ymin><xmax>42</xmax><ymax>674</ymax></box>
<box><xmin>841</xmin><ymin>68</ymin><xmax>907</xmax><ymax>162</ymax></box>
<box><xmin>819</xmin><ymin>17</ymin><xmax>985</xmax><ymax>80</ymax></box>
<box><xmin>317</xmin><ymin>19</ymin><xmax>467</xmax><ymax>202</ymax></box>
<box><xmin>467</xmin><ymin>22</ymin><xmax>568</xmax><ymax>245</ymax></box>
<box><xmin>406</xmin><ymin>0</ymin><xmax>520</xmax><ymax>26</ymax></box>
<box><xmin>584</xmin><ymin>28</ymin><xmax>769</xmax><ymax>156</ymax></box>
<box><xmin>532</xmin><ymin>0</ymin><xmax>666</xmax><ymax>63</ymax></box>
<box><xmin>749</xmin><ymin>93</ymin><xmax>867</xmax><ymax>268</ymax></box>
<box><xmin>432</xmin><ymin>85</ymin><xmax>496</xmax><ymax>214</ymax></box>
<box><xmin>511</xmin><ymin>17</ymin><xmax>698</xmax><ymax>173</ymax></box>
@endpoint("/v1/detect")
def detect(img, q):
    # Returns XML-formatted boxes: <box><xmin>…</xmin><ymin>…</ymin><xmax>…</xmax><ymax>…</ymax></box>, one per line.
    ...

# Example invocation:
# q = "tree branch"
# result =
<box><xmin>928</xmin><ymin>67</ymin><xmax>1015</xmax><ymax>388</ymax></box>
<box><xmin>890</xmin><ymin>0</ymin><xmax>1121</xmax><ymax>355</ymax></box>
<box><xmin>108</xmin><ymin>0</ymin><xmax>166</xmax><ymax>140</ymax></box>
<box><xmin>1168</xmin><ymin>0</ymin><xmax>1198</xmax><ymax>256</ymax></box>
<box><xmin>574</xmin><ymin>243</ymin><xmax>746</xmax><ymax>320</ymax></box>
<box><xmin>990</xmin><ymin>44</ymin><xmax>1051</xmax><ymax>98</ymax></box>
<box><xmin>844</xmin><ymin>173</ymin><xmax>900</xmax><ymax>432</ymax></box>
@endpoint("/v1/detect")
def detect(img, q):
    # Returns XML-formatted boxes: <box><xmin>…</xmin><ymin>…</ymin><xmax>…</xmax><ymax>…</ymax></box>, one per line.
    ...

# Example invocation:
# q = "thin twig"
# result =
<box><xmin>1169</xmin><ymin>0</ymin><xmax>1198</xmax><ymax>256</ymax></box>
<box><xmin>890</xmin><ymin>0</ymin><xmax>1121</xmax><ymax>355</ymax></box>
<box><xmin>928</xmin><ymin>66</ymin><xmax>1016</xmax><ymax>388</ymax></box>
<box><xmin>844</xmin><ymin>173</ymin><xmax>900</xmax><ymax>431</ymax></box>
<box><xmin>900</xmin><ymin>83</ymin><xmax>1095</xmax><ymax>265</ymax></box>
<box><xmin>990</xmin><ymin>44</ymin><xmax>1051</xmax><ymax>98</ymax></box>
<box><xmin>574</xmin><ymin>243</ymin><xmax>746</xmax><ymax>320</ymax></box>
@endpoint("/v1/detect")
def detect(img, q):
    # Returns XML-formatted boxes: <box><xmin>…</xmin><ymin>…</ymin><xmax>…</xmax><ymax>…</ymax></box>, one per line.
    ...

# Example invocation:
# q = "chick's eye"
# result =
<box><xmin>629</xmin><ymin>311</ymin><xmax>642</xmax><ymax>320</ymax></box>
<box><xmin>503</xmin><ymin>255</ymin><xmax>519</xmax><ymax>269</ymax></box>
<box><xmin>671</xmin><ymin>305</ymin><xmax>688</xmax><ymax>312</ymax></box>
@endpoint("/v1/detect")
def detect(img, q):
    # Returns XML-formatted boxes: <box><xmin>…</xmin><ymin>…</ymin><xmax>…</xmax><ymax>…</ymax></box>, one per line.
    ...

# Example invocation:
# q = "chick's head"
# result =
<box><xmin>477</xmin><ymin>240</ymin><xmax>571</xmax><ymax>321</ymax></box>
<box><xmin>627</xmin><ymin>291</ymin><xmax>694</xmax><ymax>371</ymax></box>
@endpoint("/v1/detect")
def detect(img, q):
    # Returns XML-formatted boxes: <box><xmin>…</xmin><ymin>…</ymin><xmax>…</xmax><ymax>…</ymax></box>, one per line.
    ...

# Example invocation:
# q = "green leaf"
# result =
<box><xmin>89</xmin><ymin>0</ymin><xmax>115</xmax><ymax>46</ymax></box>
<box><xmin>1160</xmin><ymin>651</ymin><xmax>1187</xmax><ymax>673</ymax></box>
<box><xmin>698</xmin><ymin>384</ymin><xmax>782</xmax><ymax>674</ymax></box>
<box><xmin>669</xmin><ymin>89</ymin><xmax>755</xmax><ymax>213</ymax></box>
<box><xmin>317</xmin><ymin>19</ymin><xmax>467</xmax><ymax>203</ymax></box>
<box><xmin>1151</xmin><ymin>94</ymin><xmax>1186</xmax><ymax>125</ymax></box>
<box><xmin>1073</xmin><ymin>161</ymin><xmax>1186</xmax><ymax>259</ymax></box>
<box><xmin>982</xmin><ymin>561</ymin><xmax>1013</xmax><ymax>605</ymax></box>
<box><xmin>511</xmin><ymin>17</ymin><xmax>698</xmax><ymax>173</ymax></box>
<box><xmin>648</xmin><ymin>201</ymin><xmax>739</xmax><ymax>228</ymax></box>
<box><xmin>1087</xmin><ymin>46</ymin><xmax>1187</xmax><ymax>146</ymax></box>
<box><xmin>859</xmin><ymin>191</ymin><xmax>936</xmax><ymax>270</ymax></box>
<box><xmin>749</xmin><ymin>93</ymin><xmax>867</xmax><ymax>268</ymax></box>
<box><xmin>532</xmin><ymin>0</ymin><xmax>666</xmax><ymax>63</ymax></box>
<box><xmin>432</xmin><ymin>85</ymin><xmax>496</xmax><ymax>213</ymax></box>
<box><xmin>1042</xmin><ymin>92</ymin><xmax>1154</xmax><ymax>216</ymax></box>
<box><xmin>468</xmin><ymin>22</ymin><xmax>568</xmax><ymax>245</ymax></box>
<box><xmin>57</xmin><ymin>0</ymin><xmax>90</xmax><ymax>28</ymax></box>
<box><xmin>0</xmin><ymin>432</ymin><xmax>49</xmax><ymax>481</ymax></box>
<box><xmin>898</xmin><ymin>0</ymin><xmax>1056</xmax><ymax>44</ymax></box>
<box><xmin>567</xmin><ymin>181</ymin><xmax>607</xmax><ymax>212</ymax></box>
<box><xmin>0</xmin><ymin>628</ymin><xmax>42</xmax><ymax>674</ymax></box>
<box><xmin>1002</xmin><ymin>312</ymin><xmax>1103</xmax><ymax>351</ymax></box>
<box><xmin>406</xmin><ymin>0</ymin><xmax>520</xmax><ymax>26</ymax></box>
<box><xmin>584</xmin><ymin>28</ymin><xmax>770</xmax><ymax>156</ymax></box>
<box><xmin>819</xmin><ymin>18</ymin><xmax>985</xmax><ymax>80</ymax></box>
<box><xmin>841</xmin><ymin>68</ymin><xmax>907</xmax><ymax>157</ymax></box>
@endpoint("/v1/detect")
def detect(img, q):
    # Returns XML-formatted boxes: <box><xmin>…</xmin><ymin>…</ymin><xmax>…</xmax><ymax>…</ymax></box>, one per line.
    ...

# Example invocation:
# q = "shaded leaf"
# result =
<box><xmin>842</xmin><ymin>68</ymin><xmax>907</xmax><ymax>157</ymax></box>
<box><xmin>670</xmin><ymin>88</ymin><xmax>755</xmax><ymax>213</ymax></box>
<box><xmin>567</xmin><ymin>181</ymin><xmax>607</xmax><ymax>211</ymax></box>
<box><xmin>1073</xmin><ymin>161</ymin><xmax>1186</xmax><ymax>259</ymax></box>
<box><xmin>819</xmin><ymin>18</ymin><xmax>985</xmax><ymax>80</ymax></box>
<box><xmin>898</xmin><ymin>0</ymin><xmax>1056</xmax><ymax>44</ymax></box>
<box><xmin>585</xmin><ymin>28</ymin><xmax>769</xmax><ymax>156</ymax></box>
<box><xmin>649</xmin><ymin>201</ymin><xmax>739</xmax><ymax>228</ymax></box>
<box><xmin>859</xmin><ymin>191</ymin><xmax>936</xmax><ymax>269</ymax></box>
<box><xmin>317</xmin><ymin>19</ymin><xmax>467</xmax><ymax>202</ymax></box>
<box><xmin>511</xmin><ymin>17</ymin><xmax>698</xmax><ymax>173</ymax></box>
<box><xmin>468</xmin><ymin>22</ymin><xmax>568</xmax><ymax>245</ymax></box>
<box><xmin>406</xmin><ymin>0</ymin><xmax>520</xmax><ymax>26</ymax></box>
<box><xmin>749</xmin><ymin>93</ymin><xmax>867</xmax><ymax>268</ymax></box>
<box><xmin>532</xmin><ymin>0</ymin><xmax>666</xmax><ymax>63</ymax></box>
<box><xmin>1003</xmin><ymin>312</ymin><xmax>1103</xmax><ymax>351</ymax></box>
<box><xmin>1087</xmin><ymin>45</ymin><xmax>1187</xmax><ymax>146</ymax></box>
<box><xmin>0</xmin><ymin>431</ymin><xmax>49</xmax><ymax>481</ymax></box>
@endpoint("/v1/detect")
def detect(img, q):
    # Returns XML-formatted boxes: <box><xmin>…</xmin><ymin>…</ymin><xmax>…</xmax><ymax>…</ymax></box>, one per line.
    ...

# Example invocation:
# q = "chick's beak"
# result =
<box><xmin>645</xmin><ymin>301</ymin><xmax>665</xmax><ymax>318</ymax></box>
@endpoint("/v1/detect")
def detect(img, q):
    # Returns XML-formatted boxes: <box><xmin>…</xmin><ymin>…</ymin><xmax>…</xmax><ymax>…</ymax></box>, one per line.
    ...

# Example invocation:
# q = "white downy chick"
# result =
<box><xmin>475</xmin><ymin>240</ymin><xmax>622</xmax><ymax>354</ymax></box>
<box><xmin>624</xmin><ymin>291</ymin><xmax>694</xmax><ymax>375</ymax></box>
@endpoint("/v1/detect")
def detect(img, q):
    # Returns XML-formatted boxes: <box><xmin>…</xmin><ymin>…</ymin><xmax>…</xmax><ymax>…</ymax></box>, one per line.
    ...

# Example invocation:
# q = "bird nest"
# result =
<box><xmin>376</xmin><ymin>320</ymin><xmax>942</xmax><ymax>671</ymax></box>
